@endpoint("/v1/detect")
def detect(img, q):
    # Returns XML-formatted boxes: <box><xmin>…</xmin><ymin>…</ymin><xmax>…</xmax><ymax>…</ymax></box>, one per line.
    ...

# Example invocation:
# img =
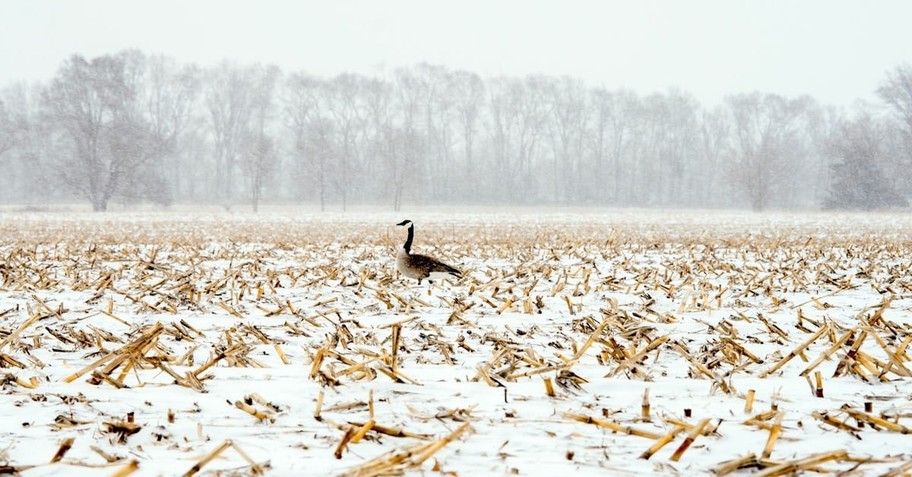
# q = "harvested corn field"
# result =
<box><xmin>1</xmin><ymin>209</ymin><xmax>912</xmax><ymax>476</ymax></box>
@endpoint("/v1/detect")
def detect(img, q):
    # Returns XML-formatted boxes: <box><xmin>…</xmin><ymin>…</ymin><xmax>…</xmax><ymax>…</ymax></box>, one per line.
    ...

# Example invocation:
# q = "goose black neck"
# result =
<box><xmin>403</xmin><ymin>223</ymin><xmax>414</xmax><ymax>253</ymax></box>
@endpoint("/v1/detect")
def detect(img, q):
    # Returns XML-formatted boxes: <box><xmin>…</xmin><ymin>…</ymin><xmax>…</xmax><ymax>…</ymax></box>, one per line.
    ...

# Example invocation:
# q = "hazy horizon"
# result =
<box><xmin>2</xmin><ymin>0</ymin><xmax>911</xmax><ymax>106</ymax></box>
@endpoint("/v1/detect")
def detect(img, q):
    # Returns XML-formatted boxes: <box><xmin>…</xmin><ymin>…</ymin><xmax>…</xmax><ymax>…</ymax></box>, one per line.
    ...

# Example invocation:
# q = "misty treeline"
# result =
<box><xmin>0</xmin><ymin>50</ymin><xmax>910</xmax><ymax>212</ymax></box>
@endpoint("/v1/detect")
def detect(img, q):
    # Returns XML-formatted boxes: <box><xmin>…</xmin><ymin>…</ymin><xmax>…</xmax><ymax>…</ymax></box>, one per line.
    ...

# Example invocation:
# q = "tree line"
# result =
<box><xmin>0</xmin><ymin>49</ymin><xmax>910</xmax><ymax>211</ymax></box>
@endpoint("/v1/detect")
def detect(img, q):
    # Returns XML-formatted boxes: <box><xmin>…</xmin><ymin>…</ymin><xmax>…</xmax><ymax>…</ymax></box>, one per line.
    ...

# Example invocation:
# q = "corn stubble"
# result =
<box><xmin>0</xmin><ymin>215</ymin><xmax>911</xmax><ymax>475</ymax></box>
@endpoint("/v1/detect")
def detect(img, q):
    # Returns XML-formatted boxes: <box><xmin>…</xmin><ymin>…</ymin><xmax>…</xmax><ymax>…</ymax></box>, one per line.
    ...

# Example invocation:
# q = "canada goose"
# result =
<box><xmin>396</xmin><ymin>220</ymin><xmax>462</xmax><ymax>284</ymax></box>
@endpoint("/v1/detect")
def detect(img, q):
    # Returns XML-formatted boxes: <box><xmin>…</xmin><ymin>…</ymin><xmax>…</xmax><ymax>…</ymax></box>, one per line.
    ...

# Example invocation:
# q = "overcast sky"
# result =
<box><xmin>1</xmin><ymin>0</ymin><xmax>910</xmax><ymax>106</ymax></box>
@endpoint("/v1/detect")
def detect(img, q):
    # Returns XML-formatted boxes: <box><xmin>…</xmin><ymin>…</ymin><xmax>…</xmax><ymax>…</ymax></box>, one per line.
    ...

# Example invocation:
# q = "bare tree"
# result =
<box><xmin>381</xmin><ymin>125</ymin><xmax>423</xmax><ymax>211</ymax></box>
<box><xmin>241</xmin><ymin>131</ymin><xmax>276</xmax><ymax>212</ymax></box>
<box><xmin>18</xmin><ymin>52</ymin><xmax>912</xmax><ymax>211</ymax></box>
<box><xmin>361</xmin><ymin>75</ymin><xmax>394</xmax><ymax>200</ymax></box>
<box><xmin>485</xmin><ymin>77</ymin><xmax>516</xmax><ymax>201</ymax></box>
<box><xmin>877</xmin><ymin>64</ymin><xmax>912</xmax><ymax>136</ymax></box>
<box><xmin>43</xmin><ymin>51</ymin><xmax>180</xmax><ymax>211</ymax></box>
<box><xmin>145</xmin><ymin>55</ymin><xmax>200</xmax><ymax>201</ymax></box>
<box><xmin>544</xmin><ymin>76</ymin><xmax>590</xmax><ymax>202</ymax></box>
<box><xmin>412</xmin><ymin>63</ymin><xmax>457</xmax><ymax>200</ymax></box>
<box><xmin>0</xmin><ymin>98</ymin><xmax>18</xmax><ymax>158</ymax></box>
<box><xmin>284</xmin><ymin>73</ymin><xmax>343</xmax><ymax>211</ymax></box>
<box><xmin>804</xmin><ymin>104</ymin><xmax>843</xmax><ymax>207</ymax></box>
<box><xmin>326</xmin><ymin>73</ymin><xmax>366</xmax><ymax>210</ymax></box>
<box><xmin>825</xmin><ymin>113</ymin><xmax>907</xmax><ymax>209</ymax></box>
<box><xmin>392</xmin><ymin>67</ymin><xmax>430</xmax><ymax>201</ymax></box>
<box><xmin>653</xmin><ymin>90</ymin><xmax>701</xmax><ymax>205</ymax></box>
<box><xmin>589</xmin><ymin>88</ymin><xmax>639</xmax><ymax>204</ymax></box>
<box><xmin>284</xmin><ymin>72</ymin><xmax>317</xmax><ymax>202</ymax></box>
<box><xmin>305</xmin><ymin>118</ymin><xmax>336</xmax><ymax>211</ymax></box>
<box><xmin>238</xmin><ymin>66</ymin><xmax>280</xmax><ymax>212</ymax></box>
<box><xmin>448</xmin><ymin>69</ymin><xmax>484</xmax><ymax>196</ymax></box>
<box><xmin>725</xmin><ymin>93</ymin><xmax>812</xmax><ymax>211</ymax></box>
<box><xmin>514</xmin><ymin>76</ymin><xmax>549</xmax><ymax>202</ymax></box>
<box><xmin>876</xmin><ymin>63</ymin><xmax>912</xmax><ymax>197</ymax></box>
<box><xmin>0</xmin><ymin>84</ymin><xmax>51</xmax><ymax>204</ymax></box>
<box><xmin>696</xmin><ymin>106</ymin><xmax>733</xmax><ymax>206</ymax></box>
<box><xmin>205</xmin><ymin>62</ymin><xmax>257</xmax><ymax>206</ymax></box>
<box><xmin>486</xmin><ymin>76</ymin><xmax>548</xmax><ymax>202</ymax></box>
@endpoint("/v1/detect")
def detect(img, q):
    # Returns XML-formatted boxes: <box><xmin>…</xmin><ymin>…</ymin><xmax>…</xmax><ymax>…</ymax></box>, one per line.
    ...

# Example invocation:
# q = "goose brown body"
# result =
<box><xmin>395</xmin><ymin>220</ymin><xmax>461</xmax><ymax>284</ymax></box>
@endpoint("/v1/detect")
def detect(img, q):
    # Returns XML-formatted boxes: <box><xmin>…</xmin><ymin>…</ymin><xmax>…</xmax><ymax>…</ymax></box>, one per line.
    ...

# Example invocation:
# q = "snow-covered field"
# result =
<box><xmin>1</xmin><ymin>209</ymin><xmax>911</xmax><ymax>476</ymax></box>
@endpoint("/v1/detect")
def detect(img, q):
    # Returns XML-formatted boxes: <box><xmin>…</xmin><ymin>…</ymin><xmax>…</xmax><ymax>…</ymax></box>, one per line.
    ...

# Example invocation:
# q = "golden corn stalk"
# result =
<box><xmin>182</xmin><ymin>439</ymin><xmax>264</xmax><ymax>476</ymax></box>
<box><xmin>670</xmin><ymin>342</ymin><xmax>716</xmax><ymax>380</ymax></box>
<box><xmin>49</xmin><ymin>437</ymin><xmax>75</xmax><ymax>463</ymax></box>
<box><xmin>390</xmin><ymin>323</ymin><xmax>401</xmax><ymax>374</ymax></box>
<box><xmin>712</xmin><ymin>453</ymin><xmax>759</xmax><ymax>476</ymax></box>
<box><xmin>346</xmin><ymin>421</ymin><xmax>432</xmax><ymax>439</ymax></box>
<box><xmin>345</xmin><ymin>422</ymin><xmax>471</xmax><ymax>477</ymax></box>
<box><xmin>744</xmin><ymin>389</ymin><xmax>756</xmax><ymax>414</ymax></box>
<box><xmin>0</xmin><ymin>313</ymin><xmax>43</xmax><ymax>352</ymax></box>
<box><xmin>313</xmin><ymin>390</ymin><xmax>325</xmax><ymax>421</ymax></box>
<box><xmin>811</xmin><ymin>411</ymin><xmax>861</xmax><ymax>433</ymax></box>
<box><xmin>607</xmin><ymin>335</ymin><xmax>669</xmax><ymax>377</ymax></box>
<box><xmin>639</xmin><ymin>426</ymin><xmax>684</xmax><ymax>460</ymax></box>
<box><xmin>543</xmin><ymin>377</ymin><xmax>556</xmax><ymax>397</ymax></box>
<box><xmin>881</xmin><ymin>460</ymin><xmax>912</xmax><ymax>477</ymax></box>
<box><xmin>754</xmin><ymin>450</ymin><xmax>849</xmax><ymax>477</ymax></box>
<box><xmin>349</xmin><ymin>420</ymin><xmax>375</xmax><ymax>444</ymax></box>
<box><xmin>799</xmin><ymin>328</ymin><xmax>855</xmax><ymax>376</ymax></box>
<box><xmin>368</xmin><ymin>389</ymin><xmax>375</xmax><ymax>420</ymax></box>
<box><xmin>722</xmin><ymin>338</ymin><xmax>763</xmax><ymax>364</ymax></box>
<box><xmin>570</xmin><ymin>316</ymin><xmax>612</xmax><ymax>362</ymax></box>
<box><xmin>842</xmin><ymin>407</ymin><xmax>912</xmax><ymax>434</ymax></box>
<box><xmin>670</xmin><ymin>418</ymin><xmax>711</xmax><ymax>462</ymax></box>
<box><xmin>759</xmin><ymin>323</ymin><xmax>829</xmax><ymax>378</ymax></box>
<box><xmin>63</xmin><ymin>322</ymin><xmax>165</xmax><ymax>385</ymax></box>
<box><xmin>109</xmin><ymin>460</ymin><xmax>140</xmax><ymax>477</ymax></box>
<box><xmin>563</xmin><ymin>412</ymin><xmax>661</xmax><ymax>439</ymax></box>
<box><xmin>760</xmin><ymin>412</ymin><xmax>783</xmax><ymax>459</ymax></box>
<box><xmin>868</xmin><ymin>328</ymin><xmax>912</xmax><ymax>377</ymax></box>
<box><xmin>641</xmin><ymin>388</ymin><xmax>651</xmax><ymax>421</ymax></box>
<box><xmin>834</xmin><ymin>330</ymin><xmax>868</xmax><ymax>377</ymax></box>
<box><xmin>234</xmin><ymin>400</ymin><xmax>274</xmax><ymax>423</ymax></box>
<box><xmin>334</xmin><ymin>427</ymin><xmax>357</xmax><ymax>459</ymax></box>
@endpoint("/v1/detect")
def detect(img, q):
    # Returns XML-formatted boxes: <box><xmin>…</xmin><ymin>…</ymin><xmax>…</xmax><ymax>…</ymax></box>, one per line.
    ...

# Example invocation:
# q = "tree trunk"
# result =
<box><xmin>92</xmin><ymin>197</ymin><xmax>108</xmax><ymax>212</ymax></box>
<box><xmin>252</xmin><ymin>176</ymin><xmax>260</xmax><ymax>212</ymax></box>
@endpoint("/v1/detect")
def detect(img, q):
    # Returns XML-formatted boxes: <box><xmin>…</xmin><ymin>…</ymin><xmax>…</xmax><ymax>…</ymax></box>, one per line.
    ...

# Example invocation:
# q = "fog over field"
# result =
<box><xmin>0</xmin><ymin>1</ymin><xmax>911</xmax><ymax>212</ymax></box>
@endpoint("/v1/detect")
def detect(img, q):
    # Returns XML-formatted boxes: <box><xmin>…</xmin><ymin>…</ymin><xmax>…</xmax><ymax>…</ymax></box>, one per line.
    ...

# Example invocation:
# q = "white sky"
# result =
<box><xmin>1</xmin><ymin>0</ymin><xmax>910</xmax><ymax>106</ymax></box>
